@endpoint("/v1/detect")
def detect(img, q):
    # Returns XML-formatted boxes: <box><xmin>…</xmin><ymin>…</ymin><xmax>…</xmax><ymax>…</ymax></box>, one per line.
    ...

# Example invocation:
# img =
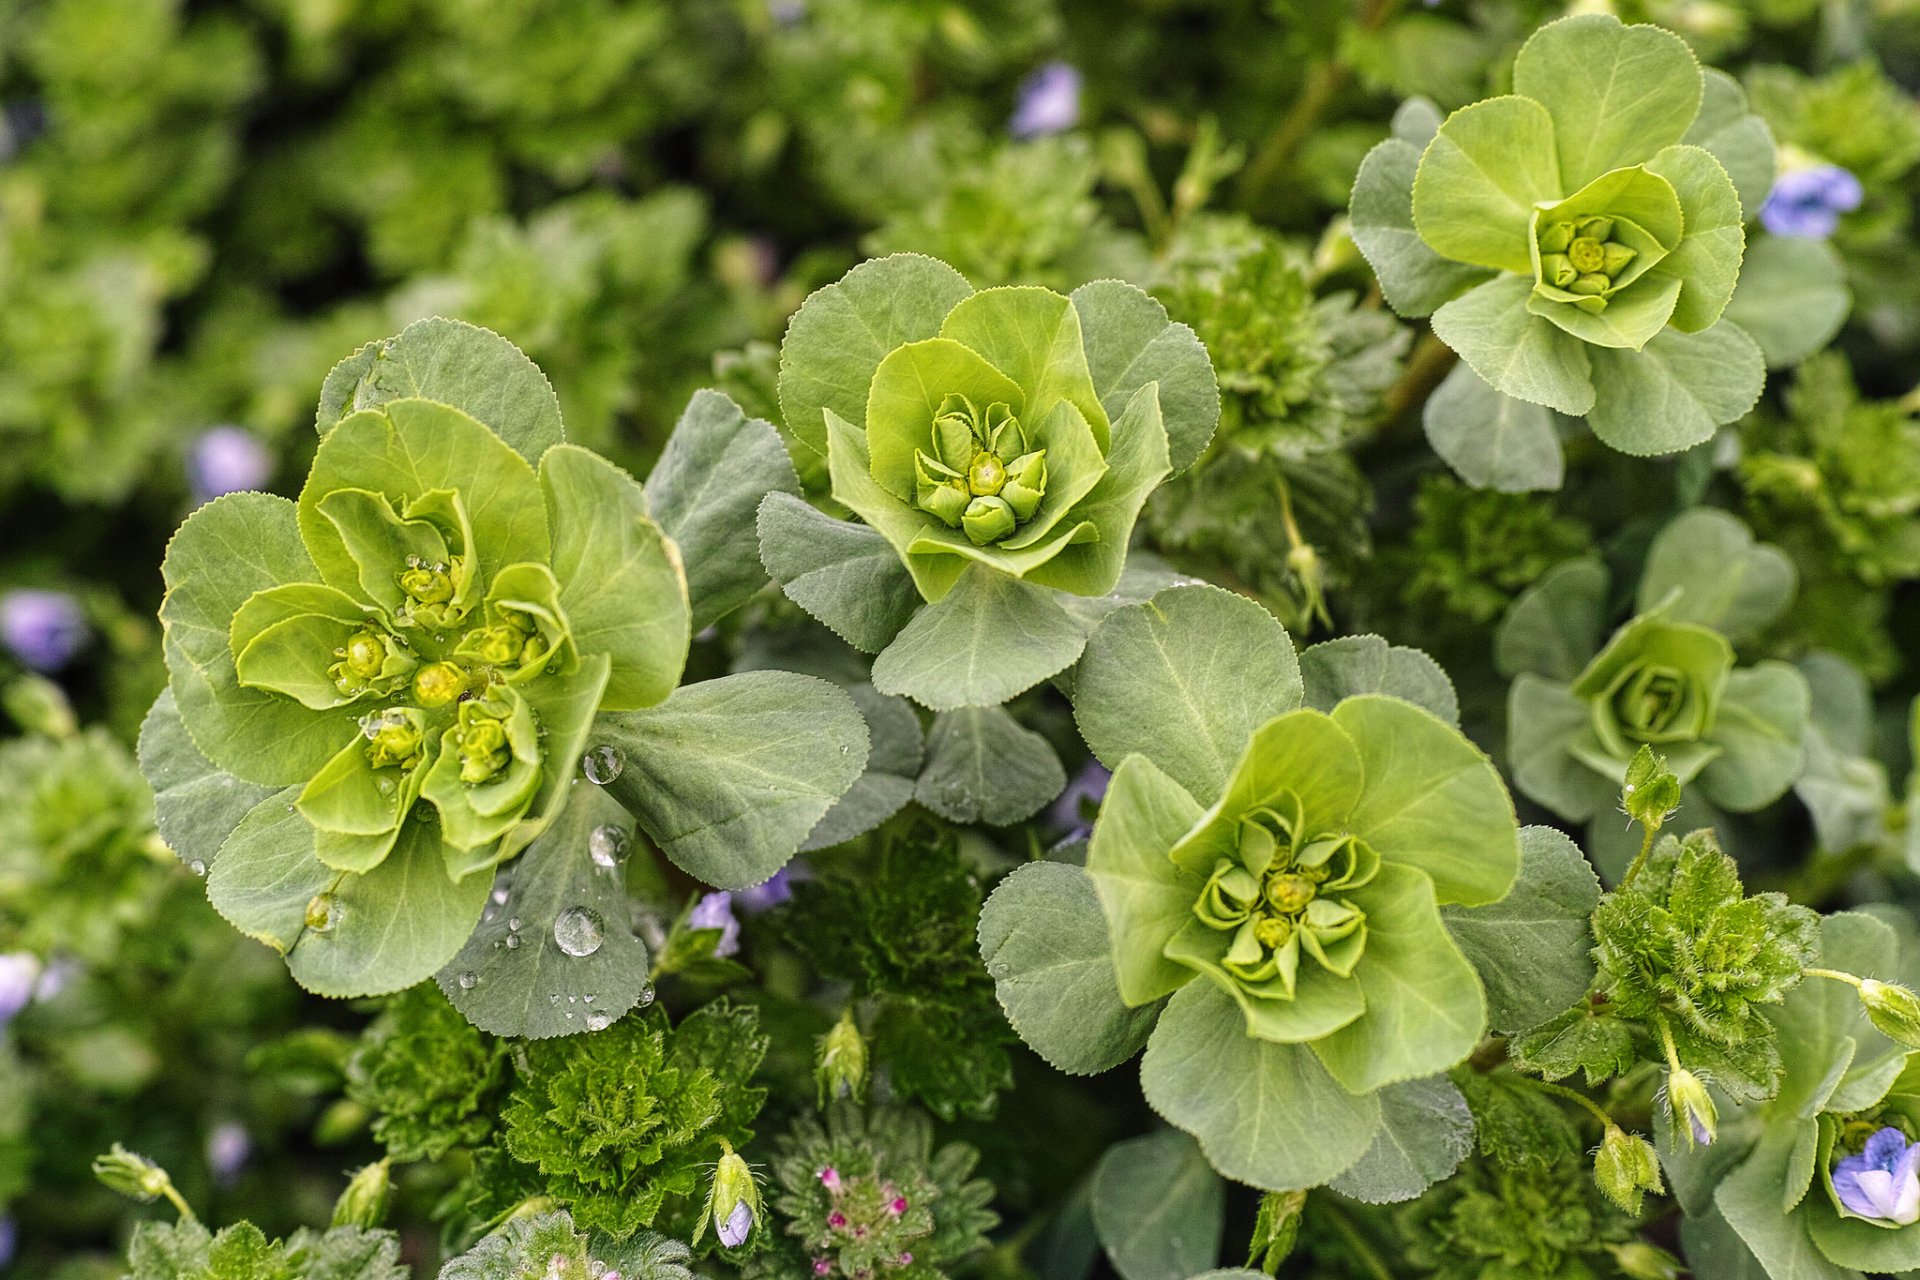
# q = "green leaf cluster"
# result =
<box><xmin>778</xmin><ymin>825</ymin><xmax>1015</xmax><ymax>1121</ymax></box>
<box><xmin>746</xmin><ymin>1103</ymin><xmax>997</xmax><ymax>1280</ymax></box>
<box><xmin>439</xmin><ymin>1210</ymin><xmax>693</xmax><ymax>1280</ymax></box>
<box><xmin>1353</xmin><ymin>14</ymin><xmax>1772</xmax><ymax>465</ymax></box>
<box><xmin>488</xmin><ymin>1000</ymin><xmax>769</xmax><ymax>1240</ymax></box>
<box><xmin>1516</xmin><ymin>829</ymin><xmax>1818</xmax><ymax>1101</ymax></box>
<box><xmin>120</xmin><ymin>1219</ymin><xmax>407</xmax><ymax>1280</ymax></box>
<box><xmin>346</xmin><ymin>984</ymin><xmax>509</xmax><ymax>1163</ymax></box>
<box><xmin>1501</xmin><ymin>509</ymin><xmax>1810</xmax><ymax>827</ymax></box>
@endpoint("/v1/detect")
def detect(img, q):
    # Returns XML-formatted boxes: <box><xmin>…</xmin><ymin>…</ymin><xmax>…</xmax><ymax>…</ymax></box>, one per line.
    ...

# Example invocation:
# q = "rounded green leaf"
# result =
<box><xmin>777</xmin><ymin>252</ymin><xmax>974</xmax><ymax>456</ymax></box>
<box><xmin>1021</xmin><ymin>383</ymin><xmax>1172</xmax><ymax>598</ymax></box>
<box><xmin>1636</xmin><ymin>507</ymin><xmax>1795</xmax><ymax>642</ymax></box>
<box><xmin>316</xmin><ymin>317</ymin><xmax>565</xmax><ymax>465</ymax></box>
<box><xmin>1330</xmin><ymin>695</ymin><xmax>1520</xmax><ymax>907</ymax></box>
<box><xmin>1585</xmin><ymin>320</ymin><xmax>1765</xmax><ymax>455</ymax></box>
<box><xmin>1699</xmin><ymin>661</ymin><xmax>1811</xmax><ymax>813</ymax></box>
<box><xmin>1422</xmin><ymin>360</ymin><xmax>1565</xmax><ymax>493</ymax></box>
<box><xmin>1298</xmin><ymin>635</ymin><xmax>1459</xmax><ymax>727</ymax></box>
<box><xmin>1090</xmin><ymin>1129</ymin><xmax>1225</xmax><ymax>1280</ymax></box>
<box><xmin>940</xmin><ymin>285</ymin><xmax>1111</xmax><ymax>450</ymax></box>
<box><xmin>1440</xmin><ymin>825</ymin><xmax>1601</xmax><ymax>1035</ymax></box>
<box><xmin>229</xmin><ymin>582</ymin><xmax>381</xmax><ymax>710</ymax></box>
<box><xmin>1507</xmin><ymin>674</ymin><xmax>1615</xmax><ymax>824</ymax></box>
<box><xmin>160</xmin><ymin>492</ymin><xmax>358</xmax><ymax>787</ymax></box>
<box><xmin>1350</xmin><ymin>138</ymin><xmax>1494</xmax><ymax>319</ymax></box>
<box><xmin>1413</xmin><ymin>96</ymin><xmax>1563</xmax><ymax>274</ymax></box>
<box><xmin>915</xmin><ymin>706</ymin><xmax>1066</xmax><ymax>827</ymax></box>
<box><xmin>298</xmin><ymin>398</ymin><xmax>550</xmax><ymax>602</ymax></box>
<box><xmin>1073</xmin><ymin>584</ymin><xmax>1303</xmax><ymax>806</ymax></box>
<box><xmin>540</xmin><ymin>444</ymin><xmax>689</xmax><ymax>712</ymax></box>
<box><xmin>138</xmin><ymin>689</ymin><xmax>277</xmax><ymax>873</ymax></box>
<box><xmin>1430</xmin><ymin>277</ymin><xmax>1597</xmax><ymax>415</ymax></box>
<box><xmin>1311</xmin><ymin>863</ymin><xmax>1488</xmax><ymax>1092</ymax></box>
<box><xmin>1646</xmin><ymin>144</ymin><xmax>1746</xmax><ymax>334</ymax></box>
<box><xmin>1140</xmin><ymin>979</ymin><xmax>1382</xmax><ymax>1192</ymax></box>
<box><xmin>978</xmin><ymin>861</ymin><xmax>1161</xmax><ymax>1076</ymax></box>
<box><xmin>1511</xmin><ymin>14</ymin><xmax>1703</xmax><ymax>190</ymax></box>
<box><xmin>1684</xmin><ymin>69</ymin><xmax>1775</xmax><ymax>218</ymax></box>
<box><xmin>869</xmin><ymin>564</ymin><xmax>1089</xmax><ymax>711</ymax></box>
<box><xmin>1724</xmin><ymin>235</ymin><xmax>1850</xmax><ymax>369</ymax></box>
<box><xmin>1070</xmin><ymin>279</ymin><xmax>1221</xmax><ymax>472</ymax></box>
<box><xmin>591</xmin><ymin>670</ymin><xmax>867</xmax><ymax>889</ymax></box>
<box><xmin>1167</xmin><ymin>709</ymin><xmax>1364</xmax><ymax>878</ymax></box>
<box><xmin>1086</xmin><ymin>754</ymin><xmax>1207</xmax><ymax>1007</ymax></box>
<box><xmin>1495</xmin><ymin>555</ymin><xmax>1610</xmax><ymax>681</ymax></box>
<box><xmin>1326</xmin><ymin>1075</ymin><xmax>1475</xmax><ymax>1205</ymax></box>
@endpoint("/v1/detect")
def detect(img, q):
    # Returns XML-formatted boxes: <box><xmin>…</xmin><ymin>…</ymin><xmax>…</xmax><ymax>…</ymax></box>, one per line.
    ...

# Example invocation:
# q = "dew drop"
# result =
<box><xmin>554</xmin><ymin>907</ymin><xmax>605</xmax><ymax>958</ymax></box>
<box><xmin>457</xmin><ymin>971</ymin><xmax>477</xmax><ymax>990</ymax></box>
<box><xmin>549</xmin><ymin>993</ymin><xmax>561</xmax><ymax>1005</ymax></box>
<box><xmin>637</xmin><ymin>982</ymin><xmax>657</xmax><ymax>1008</ymax></box>
<box><xmin>588</xmin><ymin>823</ymin><xmax>630</xmax><ymax>870</ymax></box>
<box><xmin>508</xmin><ymin>916</ymin><xmax>522</xmax><ymax>932</ymax></box>
<box><xmin>492</xmin><ymin>886</ymin><xmax>510</xmax><ymax>905</ymax></box>
<box><xmin>585</xmin><ymin>1011</ymin><xmax>612</xmax><ymax>1032</ymax></box>
<box><xmin>374</xmin><ymin>775</ymin><xmax>397</xmax><ymax>797</ymax></box>
<box><xmin>581</xmin><ymin>744</ymin><xmax>624</xmax><ymax>785</ymax></box>
<box><xmin>505</xmin><ymin>933</ymin><xmax>522</xmax><ymax>950</ymax></box>
<box><xmin>187</xmin><ymin>859</ymin><xmax>207</xmax><ymax>877</ymax></box>
<box><xmin>305</xmin><ymin>893</ymin><xmax>342</xmax><ymax>933</ymax></box>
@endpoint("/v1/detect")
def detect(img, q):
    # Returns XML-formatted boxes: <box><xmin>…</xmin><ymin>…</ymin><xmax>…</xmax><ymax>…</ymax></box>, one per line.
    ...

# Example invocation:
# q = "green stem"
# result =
<box><xmin>1317</xmin><ymin>1200</ymin><xmax>1395</xmax><ymax>1280</ymax></box>
<box><xmin>1534</xmin><ymin>1080</ymin><xmax>1618</xmax><ymax>1130</ymax></box>
<box><xmin>160</xmin><ymin>1182</ymin><xmax>199</xmax><ymax>1225</ymax></box>
<box><xmin>1804</xmin><ymin>967</ymin><xmax>1865</xmax><ymax>989</ymax></box>
<box><xmin>1657</xmin><ymin>1017</ymin><xmax>1683</xmax><ymax>1075</ymax></box>
<box><xmin>1619</xmin><ymin>822</ymin><xmax>1659</xmax><ymax>892</ymax></box>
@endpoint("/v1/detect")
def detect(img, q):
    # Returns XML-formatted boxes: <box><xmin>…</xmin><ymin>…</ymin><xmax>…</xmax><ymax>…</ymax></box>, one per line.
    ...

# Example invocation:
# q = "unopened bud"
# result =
<box><xmin>1666</xmin><ymin>1068</ymin><xmax>1717</xmax><ymax>1149</ymax></box>
<box><xmin>331</xmin><ymin>1159</ymin><xmax>392</xmax><ymax>1228</ymax></box>
<box><xmin>3</xmin><ymin>674</ymin><xmax>75</xmax><ymax>738</ymax></box>
<box><xmin>93</xmin><ymin>1144</ymin><xmax>176</xmax><ymax>1205</ymax></box>
<box><xmin>816</xmin><ymin>1007</ymin><xmax>868</xmax><ymax>1107</ymax></box>
<box><xmin>1621</xmin><ymin>745</ymin><xmax>1681</xmax><ymax>832</ymax></box>
<box><xmin>697</xmin><ymin>1140</ymin><xmax>760</xmax><ymax>1250</ymax></box>
<box><xmin>1607</xmin><ymin>1241</ymin><xmax>1685</xmax><ymax>1279</ymax></box>
<box><xmin>1860</xmin><ymin>979</ymin><xmax>1920</xmax><ymax>1049</ymax></box>
<box><xmin>1593</xmin><ymin>1124</ymin><xmax>1663</xmax><ymax>1215</ymax></box>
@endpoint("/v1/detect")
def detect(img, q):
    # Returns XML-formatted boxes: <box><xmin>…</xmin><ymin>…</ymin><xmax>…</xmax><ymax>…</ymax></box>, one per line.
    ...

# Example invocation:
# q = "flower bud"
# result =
<box><xmin>961</xmin><ymin>495</ymin><xmax>1017</xmax><ymax>545</ymax></box>
<box><xmin>816</xmin><ymin>1007</ymin><xmax>869</xmax><ymax>1106</ymax></box>
<box><xmin>1002</xmin><ymin>450</ymin><xmax>1047</xmax><ymax>521</ymax></box>
<box><xmin>1666</xmin><ymin>1068</ymin><xmax>1717</xmax><ymax>1148</ymax></box>
<box><xmin>3</xmin><ymin>674</ymin><xmax>76</xmax><ymax>739</ymax></box>
<box><xmin>413</xmin><ymin>661</ymin><xmax>467</xmax><ymax>708</ymax></box>
<box><xmin>1541</xmin><ymin>253</ymin><xmax>1577</xmax><ymax>288</ymax></box>
<box><xmin>967</xmin><ymin>451</ymin><xmax>1007</xmax><ymax>496</ymax></box>
<box><xmin>92</xmin><ymin>1144</ymin><xmax>177</xmax><ymax>1205</ymax></box>
<box><xmin>1569</xmin><ymin>273</ymin><xmax>1611</xmax><ymax>296</ymax></box>
<box><xmin>1593</xmin><ymin>1124</ymin><xmax>1663</xmax><ymax>1214</ymax></box>
<box><xmin>1607</xmin><ymin>1242</ymin><xmax>1685</xmax><ymax>1279</ymax></box>
<box><xmin>1601</xmin><ymin>243</ymin><xmax>1638</xmax><ymax>275</ymax></box>
<box><xmin>697</xmin><ymin>1141</ymin><xmax>760</xmax><ymax>1250</ymax></box>
<box><xmin>1538</xmin><ymin>221</ymin><xmax>1574</xmax><ymax>254</ymax></box>
<box><xmin>331</xmin><ymin>1159</ymin><xmax>392</xmax><ymax>1228</ymax></box>
<box><xmin>361</xmin><ymin>709</ymin><xmax>425</xmax><ymax>771</ymax></box>
<box><xmin>1621</xmin><ymin>744</ymin><xmax>1681</xmax><ymax>832</ymax></box>
<box><xmin>1859</xmin><ymin>979</ymin><xmax>1920</xmax><ymax>1049</ymax></box>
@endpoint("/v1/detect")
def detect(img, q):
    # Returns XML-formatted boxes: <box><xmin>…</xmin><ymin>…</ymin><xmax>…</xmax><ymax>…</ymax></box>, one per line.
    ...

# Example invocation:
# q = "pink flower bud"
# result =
<box><xmin>819</xmin><ymin>1165</ymin><xmax>842</xmax><ymax>1193</ymax></box>
<box><xmin>828</xmin><ymin>1211</ymin><xmax>847</xmax><ymax>1229</ymax></box>
<box><xmin>889</xmin><ymin>1197</ymin><xmax>908</xmax><ymax>1215</ymax></box>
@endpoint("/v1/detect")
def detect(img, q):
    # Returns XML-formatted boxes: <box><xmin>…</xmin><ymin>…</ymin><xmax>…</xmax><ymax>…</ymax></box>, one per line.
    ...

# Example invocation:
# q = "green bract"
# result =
<box><xmin>1500</xmin><ymin>509</ymin><xmax>1810</xmax><ymax>833</ymax></box>
<box><xmin>761</xmin><ymin>253</ymin><xmax>1219</xmax><ymax>710</ymax></box>
<box><xmin>1351</xmin><ymin>15</ymin><xmax>1773</xmax><ymax>478</ymax></box>
<box><xmin>147</xmin><ymin>318</ymin><xmax>865</xmax><ymax>1000</ymax></box>
<box><xmin>984</xmin><ymin>585</ymin><xmax>1519</xmax><ymax>1192</ymax></box>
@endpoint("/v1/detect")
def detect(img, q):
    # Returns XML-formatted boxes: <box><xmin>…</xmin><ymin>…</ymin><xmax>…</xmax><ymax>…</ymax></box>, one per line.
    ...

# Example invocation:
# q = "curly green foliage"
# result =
<box><xmin>1517</xmin><ymin>830</ymin><xmax>1817</xmax><ymax>1101</ymax></box>
<box><xmin>865</xmin><ymin>138</ymin><xmax>1144</xmax><ymax>291</ymax></box>
<box><xmin>1379</xmin><ymin>474</ymin><xmax>1593</xmax><ymax>635</ymax></box>
<box><xmin>778</xmin><ymin>827</ymin><xmax>1014</xmax><ymax>1121</ymax></box>
<box><xmin>121</xmin><ymin>1219</ymin><xmax>406</xmax><ymax>1280</ymax></box>
<box><xmin>346</xmin><ymin>983</ymin><xmax>509</xmax><ymax>1163</ymax></box>
<box><xmin>440</xmin><ymin>1210</ymin><xmax>693</xmax><ymax>1280</ymax></box>
<box><xmin>493</xmin><ymin>1000</ymin><xmax>769</xmax><ymax>1239</ymax></box>
<box><xmin>0</xmin><ymin>727</ymin><xmax>162</xmax><ymax>960</ymax></box>
<box><xmin>748</xmin><ymin>1103</ymin><xmax>997</xmax><ymax>1280</ymax></box>
<box><xmin>1391</xmin><ymin>1146</ymin><xmax>1639</xmax><ymax>1280</ymax></box>
<box><xmin>1143</xmin><ymin>448</ymin><xmax>1371</xmax><ymax>634</ymax></box>
<box><xmin>1158</xmin><ymin>236</ymin><xmax>1407</xmax><ymax>457</ymax></box>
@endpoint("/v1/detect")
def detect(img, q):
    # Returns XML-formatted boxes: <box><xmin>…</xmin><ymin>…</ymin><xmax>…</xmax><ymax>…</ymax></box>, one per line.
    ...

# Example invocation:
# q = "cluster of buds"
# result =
<box><xmin>913</xmin><ymin>394</ymin><xmax>1048</xmax><ymax>546</ymax></box>
<box><xmin>809</xmin><ymin>1163</ymin><xmax>915</xmax><ymax>1278</ymax></box>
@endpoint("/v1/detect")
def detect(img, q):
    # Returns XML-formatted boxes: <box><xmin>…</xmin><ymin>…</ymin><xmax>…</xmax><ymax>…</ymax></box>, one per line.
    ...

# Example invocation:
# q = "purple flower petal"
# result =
<box><xmin>737</xmin><ymin>866</ymin><xmax>797</xmax><ymax>914</ymax></box>
<box><xmin>187</xmin><ymin>426</ymin><xmax>274</xmax><ymax>502</ymax></box>
<box><xmin>718</xmin><ymin>1198</ymin><xmax>753</xmax><ymax>1247</ymax></box>
<box><xmin>1835</xmin><ymin>1127</ymin><xmax>1920</xmax><ymax>1224</ymax></box>
<box><xmin>690</xmin><ymin>891</ymin><xmax>741</xmax><ymax>958</ymax></box>
<box><xmin>0</xmin><ymin>589</ymin><xmax>87</xmax><ymax>673</ymax></box>
<box><xmin>0</xmin><ymin>953</ymin><xmax>39</xmax><ymax>1030</ymax></box>
<box><xmin>1759</xmin><ymin>165</ymin><xmax>1863</xmax><ymax>239</ymax></box>
<box><xmin>1010</xmin><ymin>62</ymin><xmax>1081</xmax><ymax>140</ymax></box>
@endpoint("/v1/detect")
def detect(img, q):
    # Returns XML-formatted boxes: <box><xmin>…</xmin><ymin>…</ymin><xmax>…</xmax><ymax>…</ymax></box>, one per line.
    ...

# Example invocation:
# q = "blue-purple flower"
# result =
<box><xmin>691</xmin><ymin>891</ymin><xmax>742</xmax><ymax>958</ymax></box>
<box><xmin>206</xmin><ymin>1121</ymin><xmax>252</xmax><ymax>1187</ymax></box>
<box><xmin>186</xmin><ymin>426</ymin><xmax>274</xmax><ymax>503</ymax></box>
<box><xmin>736</xmin><ymin>866</ymin><xmax>798</xmax><ymax>914</ymax></box>
<box><xmin>0</xmin><ymin>589</ymin><xmax>87</xmax><ymax>673</ymax></box>
<box><xmin>719</xmin><ymin>1198</ymin><xmax>754</xmax><ymax>1247</ymax></box>
<box><xmin>0</xmin><ymin>952</ymin><xmax>39</xmax><ymax>1031</ymax></box>
<box><xmin>1834</xmin><ymin>1127</ymin><xmax>1920</xmax><ymax>1225</ymax></box>
<box><xmin>1759</xmin><ymin>165</ymin><xmax>1863</xmax><ymax>239</ymax></box>
<box><xmin>1047</xmin><ymin>759</ymin><xmax>1111</xmax><ymax>841</ymax></box>
<box><xmin>0</xmin><ymin>1214</ymin><xmax>15</xmax><ymax>1270</ymax></box>
<box><xmin>1010</xmin><ymin>62</ymin><xmax>1081</xmax><ymax>139</ymax></box>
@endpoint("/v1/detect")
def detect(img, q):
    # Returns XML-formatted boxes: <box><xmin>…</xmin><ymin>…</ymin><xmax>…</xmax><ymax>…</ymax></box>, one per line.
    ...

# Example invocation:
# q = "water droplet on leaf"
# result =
<box><xmin>305</xmin><ymin>893</ymin><xmax>342</xmax><ymax>933</ymax></box>
<box><xmin>585</xmin><ymin>1011</ymin><xmax>612</xmax><ymax>1032</ymax></box>
<box><xmin>457</xmin><ymin>971</ymin><xmax>477</xmax><ymax>990</ymax></box>
<box><xmin>588</xmin><ymin>823</ymin><xmax>629</xmax><ymax>869</ymax></box>
<box><xmin>554</xmin><ymin>907</ymin><xmax>605</xmax><ymax>958</ymax></box>
<box><xmin>581</xmin><ymin>744</ymin><xmax>623</xmax><ymax>785</ymax></box>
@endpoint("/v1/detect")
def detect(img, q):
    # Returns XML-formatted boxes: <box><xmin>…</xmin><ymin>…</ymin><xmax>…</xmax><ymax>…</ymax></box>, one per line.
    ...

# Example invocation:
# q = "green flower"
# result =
<box><xmin>1086</xmin><ymin>694</ymin><xmax>1518</xmax><ymax>1190</ymax></box>
<box><xmin>763</xmin><ymin>253</ymin><xmax>1219</xmax><ymax>711</ymax></box>
<box><xmin>1351</xmin><ymin>14</ymin><xmax>1774</xmax><ymax>460</ymax></box>
<box><xmin>1502</xmin><ymin>510</ymin><xmax>1811</xmax><ymax>826</ymax></box>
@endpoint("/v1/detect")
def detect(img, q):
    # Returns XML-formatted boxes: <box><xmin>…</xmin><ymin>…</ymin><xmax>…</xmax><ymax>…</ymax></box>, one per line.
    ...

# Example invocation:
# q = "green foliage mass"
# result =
<box><xmin>346</xmin><ymin>984</ymin><xmax>508</xmax><ymax>1163</ymax></box>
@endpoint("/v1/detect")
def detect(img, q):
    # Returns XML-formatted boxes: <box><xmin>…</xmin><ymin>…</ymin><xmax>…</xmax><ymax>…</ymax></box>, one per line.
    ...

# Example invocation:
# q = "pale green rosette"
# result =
<box><xmin>145</xmin><ymin>319</ymin><xmax>865</xmax><ymax>1003</ymax></box>
<box><xmin>1350</xmin><ymin>14</ymin><xmax>1774</xmax><ymax>485</ymax></box>
<box><xmin>760</xmin><ymin>253</ymin><xmax>1220</xmax><ymax>711</ymax></box>
<box><xmin>1500</xmin><ymin>509</ymin><xmax>1811</xmax><ymax>839</ymax></box>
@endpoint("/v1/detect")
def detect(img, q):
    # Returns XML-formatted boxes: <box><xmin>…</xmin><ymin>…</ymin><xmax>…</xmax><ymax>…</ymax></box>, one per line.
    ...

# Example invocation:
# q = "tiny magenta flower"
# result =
<box><xmin>889</xmin><ymin>1196</ymin><xmax>907</xmax><ymax>1215</ymax></box>
<box><xmin>812</xmin><ymin>1261</ymin><xmax>831</xmax><ymax>1277</ymax></box>
<box><xmin>819</xmin><ymin>1164</ymin><xmax>841</xmax><ymax>1192</ymax></box>
<box><xmin>827</xmin><ymin>1210</ymin><xmax>847</xmax><ymax>1229</ymax></box>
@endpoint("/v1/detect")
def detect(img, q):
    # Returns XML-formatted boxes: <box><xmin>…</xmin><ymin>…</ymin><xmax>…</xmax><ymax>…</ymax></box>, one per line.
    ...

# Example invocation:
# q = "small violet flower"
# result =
<box><xmin>0</xmin><ymin>1214</ymin><xmax>15</xmax><ymax>1270</ymax></box>
<box><xmin>736</xmin><ymin>865</ymin><xmax>798</xmax><ymax>914</ymax></box>
<box><xmin>1010</xmin><ymin>61</ymin><xmax>1081</xmax><ymax>140</ymax></box>
<box><xmin>1834</xmin><ymin>1127</ymin><xmax>1920</xmax><ymax>1225</ymax></box>
<box><xmin>0</xmin><ymin>589</ymin><xmax>87</xmax><ymax>673</ymax></box>
<box><xmin>206</xmin><ymin>1121</ymin><xmax>252</xmax><ymax>1186</ymax></box>
<box><xmin>690</xmin><ymin>891</ymin><xmax>741</xmax><ymax>958</ymax></box>
<box><xmin>1048</xmin><ymin>759</ymin><xmax>1112</xmax><ymax>841</ymax></box>
<box><xmin>1759</xmin><ymin>165</ymin><xmax>1863</xmax><ymax>239</ymax></box>
<box><xmin>187</xmin><ymin>426</ymin><xmax>274</xmax><ymax>503</ymax></box>
<box><xmin>0</xmin><ymin>952</ymin><xmax>37</xmax><ymax>1030</ymax></box>
<box><xmin>718</xmin><ymin>1198</ymin><xmax>754</xmax><ymax>1248</ymax></box>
